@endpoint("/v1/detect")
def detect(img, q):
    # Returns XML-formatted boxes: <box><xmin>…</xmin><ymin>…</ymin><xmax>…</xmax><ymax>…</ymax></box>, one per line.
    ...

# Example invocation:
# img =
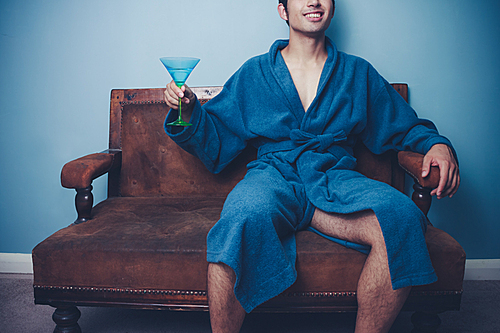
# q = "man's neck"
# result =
<box><xmin>280</xmin><ymin>32</ymin><xmax>329</xmax><ymax>112</ymax></box>
<box><xmin>281</xmin><ymin>32</ymin><xmax>328</xmax><ymax>66</ymax></box>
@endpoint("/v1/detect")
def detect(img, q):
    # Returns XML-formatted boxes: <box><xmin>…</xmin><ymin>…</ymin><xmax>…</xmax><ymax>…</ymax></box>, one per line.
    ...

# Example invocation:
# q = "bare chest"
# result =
<box><xmin>288</xmin><ymin>66</ymin><xmax>323</xmax><ymax>112</ymax></box>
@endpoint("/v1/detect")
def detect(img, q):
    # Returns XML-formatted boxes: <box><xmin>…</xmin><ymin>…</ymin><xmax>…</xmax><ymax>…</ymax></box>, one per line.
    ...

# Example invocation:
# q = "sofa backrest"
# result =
<box><xmin>109</xmin><ymin>86</ymin><xmax>406</xmax><ymax>198</ymax></box>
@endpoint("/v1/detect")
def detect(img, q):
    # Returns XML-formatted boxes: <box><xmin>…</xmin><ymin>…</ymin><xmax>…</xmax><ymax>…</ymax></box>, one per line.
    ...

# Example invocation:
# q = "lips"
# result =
<box><xmin>304</xmin><ymin>11</ymin><xmax>324</xmax><ymax>20</ymax></box>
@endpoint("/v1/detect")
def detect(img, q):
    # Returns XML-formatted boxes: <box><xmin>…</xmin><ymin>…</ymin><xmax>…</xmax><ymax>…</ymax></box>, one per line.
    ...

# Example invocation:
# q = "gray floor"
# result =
<box><xmin>1</xmin><ymin>274</ymin><xmax>499</xmax><ymax>333</ymax></box>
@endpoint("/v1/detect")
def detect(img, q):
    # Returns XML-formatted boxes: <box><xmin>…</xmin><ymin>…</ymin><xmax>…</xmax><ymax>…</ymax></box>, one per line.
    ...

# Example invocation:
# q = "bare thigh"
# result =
<box><xmin>310</xmin><ymin>209</ymin><xmax>385</xmax><ymax>248</ymax></box>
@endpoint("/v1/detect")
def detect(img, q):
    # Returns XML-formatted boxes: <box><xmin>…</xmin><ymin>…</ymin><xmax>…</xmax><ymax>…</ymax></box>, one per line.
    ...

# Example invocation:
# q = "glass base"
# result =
<box><xmin>166</xmin><ymin>119</ymin><xmax>193</xmax><ymax>127</ymax></box>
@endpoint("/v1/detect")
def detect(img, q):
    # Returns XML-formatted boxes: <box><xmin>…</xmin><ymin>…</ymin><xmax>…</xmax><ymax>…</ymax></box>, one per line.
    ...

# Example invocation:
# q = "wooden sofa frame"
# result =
<box><xmin>32</xmin><ymin>85</ymin><xmax>465</xmax><ymax>333</ymax></box>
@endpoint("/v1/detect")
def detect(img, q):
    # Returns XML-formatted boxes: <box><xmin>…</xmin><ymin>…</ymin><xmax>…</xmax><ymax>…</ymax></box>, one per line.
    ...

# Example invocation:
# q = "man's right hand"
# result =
<box><xmin>164</xmin><ymin>81</ymin><xmax>196</xmax><ymax>120</ymax></box>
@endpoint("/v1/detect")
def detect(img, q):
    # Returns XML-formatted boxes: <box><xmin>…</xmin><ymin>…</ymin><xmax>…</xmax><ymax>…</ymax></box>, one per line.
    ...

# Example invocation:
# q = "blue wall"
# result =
<box><xmin>1</xmin><ymin>0</ymin><xmax>499</xmax><ymax>259</ymax></box>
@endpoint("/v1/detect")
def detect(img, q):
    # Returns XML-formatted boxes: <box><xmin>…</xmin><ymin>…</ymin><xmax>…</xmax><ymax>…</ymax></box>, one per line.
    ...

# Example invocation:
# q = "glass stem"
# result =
<box><xmin>178</xmin><ymin>97</ymin><xmax>182</xmax><ymax>122</ymax></box>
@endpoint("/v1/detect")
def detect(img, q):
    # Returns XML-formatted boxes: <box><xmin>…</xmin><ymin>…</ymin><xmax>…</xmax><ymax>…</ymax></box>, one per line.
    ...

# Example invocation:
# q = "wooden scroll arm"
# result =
<box><xmin>60</xmin><ymin>149</ymin><xmax>122</xmax><ymax>224</ymax></box>
<box><xmin>398</xmin><ymin>151</ymin><xmax>440</xmax><ymax>216</ymax></box>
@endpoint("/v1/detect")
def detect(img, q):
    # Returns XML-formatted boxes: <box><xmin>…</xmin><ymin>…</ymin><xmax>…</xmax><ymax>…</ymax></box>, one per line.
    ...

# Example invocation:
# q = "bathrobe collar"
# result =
<box><xmin>267</xmin><ymin>36</ymin><xmax>339</xmax><ymax>126</ymax></box>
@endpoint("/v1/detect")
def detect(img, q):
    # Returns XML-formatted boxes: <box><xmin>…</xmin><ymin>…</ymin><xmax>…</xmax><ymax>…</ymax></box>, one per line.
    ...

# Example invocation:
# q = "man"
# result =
<box><xmin>164</xmin><ymin>1</ymin><xmax>460</xmax><ymax>332</ymax></box>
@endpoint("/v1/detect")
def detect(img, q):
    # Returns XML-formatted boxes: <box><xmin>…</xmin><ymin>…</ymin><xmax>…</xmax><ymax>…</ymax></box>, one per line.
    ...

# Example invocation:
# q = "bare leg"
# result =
<box><xmin>207</xmin><ymin>262</ymin><xmax>246</xmax><ymax>333</ymax></box>
<box><xmin>311</xmin><ymin>209</ymin><xmax>411</xmax><ymax>333</ymax></box>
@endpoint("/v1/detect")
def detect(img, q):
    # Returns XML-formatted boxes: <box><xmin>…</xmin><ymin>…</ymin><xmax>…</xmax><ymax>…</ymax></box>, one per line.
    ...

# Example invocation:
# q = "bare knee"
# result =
<box><xmin>311</xmin><ymin>209</ymin><xmax>385</xmax><ymax>248</ymax></box>
<box><xmin>208</xmin><ymin>263</ymin><xmax>236</xmax><ymax>288</ymax></box>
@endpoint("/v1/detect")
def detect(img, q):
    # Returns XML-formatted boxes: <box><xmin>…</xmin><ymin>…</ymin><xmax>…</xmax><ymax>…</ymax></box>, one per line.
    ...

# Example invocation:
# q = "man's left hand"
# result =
<box><xmin>422</xmin><ymin>144</ymin><xmax>460</xmax><ymax>199</ymax></box>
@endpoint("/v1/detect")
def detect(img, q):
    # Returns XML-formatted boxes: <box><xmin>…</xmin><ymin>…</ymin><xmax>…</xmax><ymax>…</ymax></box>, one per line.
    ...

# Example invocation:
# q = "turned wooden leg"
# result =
<box><xmin>411</xmin><ymin>311</ymin><xmax>441</xmax><ymax>333</ymax></box>
<box><xmin>52</xmin><ymin>306</ymin><xmax>82</xmax><ymax>333</ymax></box>
<box><xmin>74</xmin><ymin>186</ymin><xmax>93</xmax><ymax>224</ymax></box>
<box><xmin>412</xmin><ymin>182</ymin><xmax>432</xmax><ymax>216</ymax></box>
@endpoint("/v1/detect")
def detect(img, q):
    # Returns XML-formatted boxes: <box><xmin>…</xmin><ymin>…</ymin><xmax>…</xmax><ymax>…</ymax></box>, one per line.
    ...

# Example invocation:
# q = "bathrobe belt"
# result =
<box><xmin>256</xmin><ymin>129</ymin><xmax>369</xmax><ymax>254</ymax></box>
<box><xmin>257</xmin><ymin>129</ymin><xmax>356</xmax><ymax>168</ymax></box>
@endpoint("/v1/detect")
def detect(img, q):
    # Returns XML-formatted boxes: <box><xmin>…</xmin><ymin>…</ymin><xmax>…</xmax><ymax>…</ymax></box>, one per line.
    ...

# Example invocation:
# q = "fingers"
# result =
<box><xmin>164</xmin><ymin>81</ymin><xmax>181</xmax><ymax>109</ymax></box>
<box><xmin>423</xmin><ymin>144</ymin><xmax>460</xmax><ymax>199</ymax></box>
<box><xmin>433</xmin><ymin>159</ymin><xmax>450</xmax><ymax>199</ymax></box>
<box><xmin>428</xmin><ymin>159</ymin><xmax>460</xmax><ymax>199</ymax></box>
<box><xmin>182</xmin><ymin>85</ymin><xmax>194</xmax><ymax>104</ymax></box>
<box><xmin>443</xmin><ymin>162</ymin><xmax>460</xmax><ymax>198</ymax></box>
<box><xmin>163</xmin><ymin>81</ymin><xmax>193</xmax><ymax>109</ymax></box>
<box><xmin>421</xmin><ymin>154</ymin><xmax>432</xmax><ymax>178</ymax></box>
<box><xmin>440</xmin><ymin>149</ymin><xmax>460</xmax><ymax>199</ymax></box>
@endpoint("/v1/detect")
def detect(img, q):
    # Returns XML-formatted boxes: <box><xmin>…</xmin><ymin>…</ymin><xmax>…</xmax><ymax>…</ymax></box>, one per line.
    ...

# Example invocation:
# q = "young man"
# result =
<box><xmin>164</xmin><ymin>1</ymin><xmax>460</xmax><ymax>332</ymax></box>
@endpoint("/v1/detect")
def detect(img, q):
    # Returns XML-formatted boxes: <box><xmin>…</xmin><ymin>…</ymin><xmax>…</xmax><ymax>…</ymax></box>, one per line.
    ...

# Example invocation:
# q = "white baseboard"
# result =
<box><xmin>0</xmin><ymin>253</ymin><xmax>33</xmax><ymax>274</ymax></box>
<box><xmin>464</xmin><ymin>259</ymin><xmax>500</xmax><ymax>280</ymax></box>
<box><xmin>1</xmin><ymin>253</ymin><xmax>499</xmax><ymax>280</ymax></box>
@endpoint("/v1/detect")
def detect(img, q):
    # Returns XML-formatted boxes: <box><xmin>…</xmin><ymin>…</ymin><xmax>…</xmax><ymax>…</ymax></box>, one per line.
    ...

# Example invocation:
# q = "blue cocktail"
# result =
<box><xmin>160</xmin><ymin>57</ymin><xmax>200</xmax><ymax>126</ymax></box>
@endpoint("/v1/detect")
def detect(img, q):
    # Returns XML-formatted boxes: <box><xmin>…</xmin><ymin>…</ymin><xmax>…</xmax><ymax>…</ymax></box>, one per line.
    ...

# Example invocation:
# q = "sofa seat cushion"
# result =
<box><xmin>33</xmin><ymin>197</ymin><xmax>222</xmax><ymax>292</ymax></box>
<box><xmin>33</xmin><ymin>197</ymin><xmax>465</xmax><ymax>300</ymax></box>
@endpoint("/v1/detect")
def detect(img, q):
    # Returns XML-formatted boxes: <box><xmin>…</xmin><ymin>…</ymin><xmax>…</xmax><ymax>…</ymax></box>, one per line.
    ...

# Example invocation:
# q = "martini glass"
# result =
<box><xmin>160</xmin><ymin>57</ymin><xmax>200</xmax><ymax>126</ymax></box>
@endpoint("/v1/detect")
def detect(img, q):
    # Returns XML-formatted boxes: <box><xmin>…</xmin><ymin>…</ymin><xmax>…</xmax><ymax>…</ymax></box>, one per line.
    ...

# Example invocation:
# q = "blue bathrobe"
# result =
<box><xmin>165</xmin><ymin>37</ymin><xmax>455</xmax><ymax>313</ymax></box>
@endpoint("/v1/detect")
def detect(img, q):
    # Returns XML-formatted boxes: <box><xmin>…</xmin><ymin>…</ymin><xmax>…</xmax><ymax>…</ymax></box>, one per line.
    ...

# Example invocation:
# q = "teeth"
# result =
<box><xmin>306</xmin><ymin>13</ymin><xmax>321</xmax><ymax>18</ymax></box>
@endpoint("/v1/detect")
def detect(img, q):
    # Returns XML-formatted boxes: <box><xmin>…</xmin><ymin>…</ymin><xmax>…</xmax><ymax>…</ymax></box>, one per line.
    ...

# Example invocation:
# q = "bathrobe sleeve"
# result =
<box><xmin>360</xmin><ymin>66</ymin><xmax>456</xmax><ymax>158</ymax></box>
<box><xmin>165</xmin><ymin>66</ymin><xmax>256</xmax><ymax>174</ymax></box>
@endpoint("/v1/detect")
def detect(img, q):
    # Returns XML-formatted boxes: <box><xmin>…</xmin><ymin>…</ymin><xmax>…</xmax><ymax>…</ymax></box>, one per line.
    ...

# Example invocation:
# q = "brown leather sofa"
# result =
<box><xmin>32</xmin><ymin>85</ymin><xmax>465</xmax><ymax>333</ymax></box>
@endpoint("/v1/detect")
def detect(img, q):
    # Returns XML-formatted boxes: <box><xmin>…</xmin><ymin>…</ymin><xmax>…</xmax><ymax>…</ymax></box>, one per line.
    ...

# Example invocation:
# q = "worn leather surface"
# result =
<box><xmin>33</xmin><ymin>197</ymin><xmax>465</xmax><ymax>294</ymax></box>
<box><xmin>61</xmin><ymin>153</ymin><xmax>115</xmax><ymax>189</ymax></box>
<box><xmin>34</xmin><ymin>197</ymin><xmax>221</xmax><ymax>291</ymax></box>
<box><xmin>120</xmin><ymin>103</ymin><xmax>254</xmax><ymax>197</ymax></box>
<box><xmin>398</xmin><ymin>151</ymin><xmax>440</xmax><ymax>189</ymax></box>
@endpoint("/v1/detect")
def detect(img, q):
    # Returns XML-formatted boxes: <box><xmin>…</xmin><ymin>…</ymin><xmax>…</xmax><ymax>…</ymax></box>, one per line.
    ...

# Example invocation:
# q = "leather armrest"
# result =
<box><xmin>398</xmin><ymin>151</ymin><xmax>440</xmax><ymax>189</ymax></box>
<box><xmin>61</xmin><ymin>150</ymin><xmax>122</xmax><ymax>189</ymax></box>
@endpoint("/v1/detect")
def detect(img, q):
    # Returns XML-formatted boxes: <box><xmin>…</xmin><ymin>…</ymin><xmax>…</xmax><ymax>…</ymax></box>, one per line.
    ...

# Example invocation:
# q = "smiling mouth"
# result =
<box><xmin>305</xmin><ymin>12</ymin><xmax>323</xmax><ymax>18</ymax></box>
